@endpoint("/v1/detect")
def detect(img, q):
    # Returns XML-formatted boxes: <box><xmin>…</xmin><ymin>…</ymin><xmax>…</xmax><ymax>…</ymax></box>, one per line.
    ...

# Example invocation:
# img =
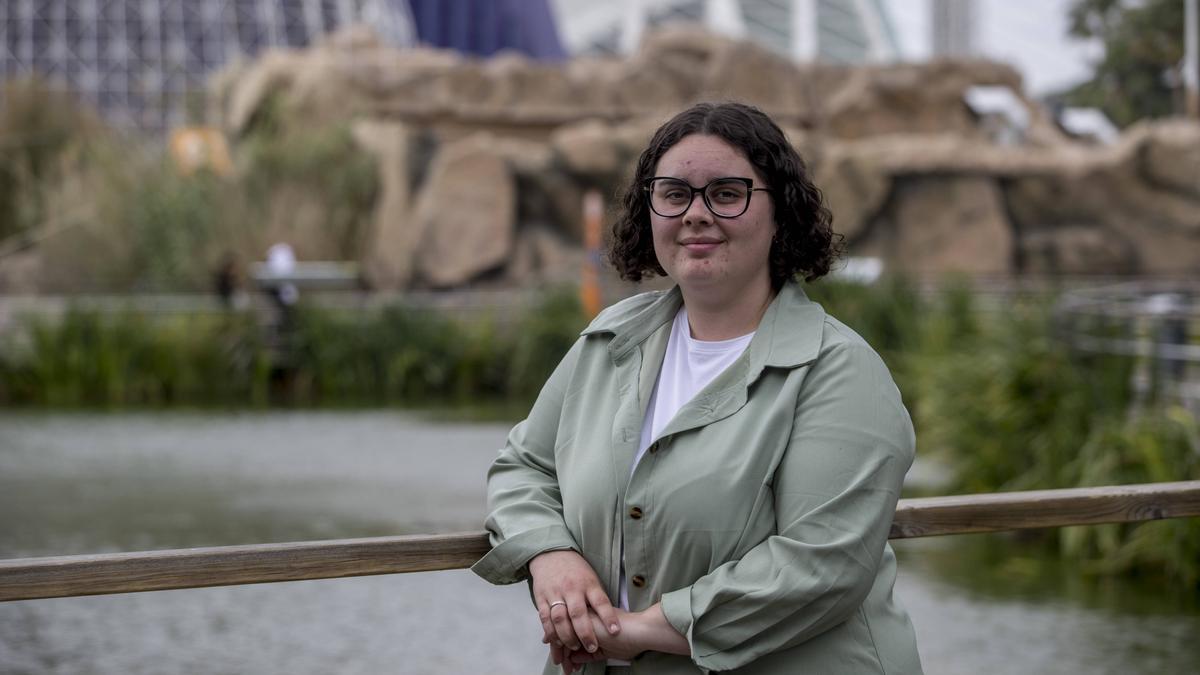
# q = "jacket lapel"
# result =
<box><xmin>580</xmin><ymin>288</ymin><xmax>681</xmax><ymax>499</ymax></box>
<box><xmin>577</xmin><ymin>282</ymin><xmax>826</xmax><ymax>482</ymax></box>
<box><xmin>652</xmin><ymin>283</ymin><xmax>827</xmax><ymax>441</ymax></box>
<box><xmin>638</xmin><ymin>322</ymin><xmax>672</xmax><ymax>417</ymax></box>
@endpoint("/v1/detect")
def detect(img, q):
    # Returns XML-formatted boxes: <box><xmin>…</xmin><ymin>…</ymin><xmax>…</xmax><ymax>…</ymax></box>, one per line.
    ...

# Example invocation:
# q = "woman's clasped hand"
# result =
<box><xmin>530</xmin><ymin>550</ymin><xmax>689</xmax><ymax>671</ymax></box>
<box><xmin>529</xmin><ymin>550</ymin><xmax>619</xmax><ymax>660</ymax></box>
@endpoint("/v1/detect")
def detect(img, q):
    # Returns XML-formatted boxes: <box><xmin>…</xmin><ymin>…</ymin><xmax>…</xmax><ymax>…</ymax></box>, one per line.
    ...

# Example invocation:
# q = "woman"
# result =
<box><xmin>473</xmin><ymin>102</ymin><xmax>923</xmax><ymax>674</ymax></box>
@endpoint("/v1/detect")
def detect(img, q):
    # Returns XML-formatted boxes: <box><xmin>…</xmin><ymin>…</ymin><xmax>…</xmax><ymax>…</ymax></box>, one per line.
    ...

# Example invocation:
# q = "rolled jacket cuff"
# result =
<box><xmin>659</xmin><ymin>586</ymin><xmax>695</xmax><ymax>648</ymax></box>
<box><xmin>470</xmin><ymin>524</ymin><xmax>579</xmax><ymax>585</ymax></box>
<box><xmin>664</xmin><ymin>587</ymin><xmax>740</xmax><ymax>673</ymax></box>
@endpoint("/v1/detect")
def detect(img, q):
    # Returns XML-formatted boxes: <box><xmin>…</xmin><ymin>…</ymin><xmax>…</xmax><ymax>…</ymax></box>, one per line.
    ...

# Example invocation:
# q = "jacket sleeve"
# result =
<box><xmin>470</xmin><ymin>339</ymin><xmax>584</xmax><ymax>585</ymax></box>
<box><xmin>658</xmin><ymin>336</ymin><xmax>915</xmax><ymax>671</ymax></box>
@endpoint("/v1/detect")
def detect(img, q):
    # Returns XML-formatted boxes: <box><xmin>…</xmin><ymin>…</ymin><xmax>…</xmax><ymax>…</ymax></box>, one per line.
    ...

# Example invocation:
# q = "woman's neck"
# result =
<box><xmin>680</xmin><ymin>283</ymin><xmax>776</xmax><ymax>341</ymax></box>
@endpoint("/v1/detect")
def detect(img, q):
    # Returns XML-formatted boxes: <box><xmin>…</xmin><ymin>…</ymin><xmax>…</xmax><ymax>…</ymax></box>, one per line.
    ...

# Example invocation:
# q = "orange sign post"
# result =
<box><xmin>580</xmin><ymin>189</ymin><xmax>604</xmax><ymax>319</ymax></box>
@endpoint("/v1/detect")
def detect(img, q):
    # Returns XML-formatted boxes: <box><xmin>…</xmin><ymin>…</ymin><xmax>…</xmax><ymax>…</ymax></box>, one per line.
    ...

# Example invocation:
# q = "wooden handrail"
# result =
<box><xmin>2</xmin><ymin>481</ymin><xmax>1198</xmax><ymax>603</ymax></box>
<box><xmin>886</xmin><ymin>480</ymin><xmax>1200</xmax><ymax>537</ymax></box>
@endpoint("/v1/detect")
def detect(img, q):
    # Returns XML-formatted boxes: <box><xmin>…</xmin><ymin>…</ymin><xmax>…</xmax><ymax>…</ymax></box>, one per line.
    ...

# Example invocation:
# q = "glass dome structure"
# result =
<box><xmin>0</xmin><ymin>0</ymin><xmax>415</xmax><ymax>134</ymax></box>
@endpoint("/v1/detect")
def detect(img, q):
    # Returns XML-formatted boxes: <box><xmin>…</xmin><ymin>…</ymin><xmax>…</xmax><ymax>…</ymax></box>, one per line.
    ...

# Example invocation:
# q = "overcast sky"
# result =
<box><xmin>883</xmin><ymin>0</ymin><xmax>1105</xmax><ymax>96</ymax></box>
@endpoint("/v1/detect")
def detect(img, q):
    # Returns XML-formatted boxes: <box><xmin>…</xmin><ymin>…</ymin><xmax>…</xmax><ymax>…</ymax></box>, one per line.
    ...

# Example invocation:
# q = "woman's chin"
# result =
<box><xmin>672</xmin><ymin>271</ymin><xmax>727</xmax><ymax>294</ymax></box>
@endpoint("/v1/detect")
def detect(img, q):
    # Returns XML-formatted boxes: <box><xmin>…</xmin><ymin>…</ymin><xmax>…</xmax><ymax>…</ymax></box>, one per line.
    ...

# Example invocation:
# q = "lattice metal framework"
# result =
<box><xmin>0</xmin><ymin>0</ymin><xmax>414</xmax><ymax>134</ymax></box>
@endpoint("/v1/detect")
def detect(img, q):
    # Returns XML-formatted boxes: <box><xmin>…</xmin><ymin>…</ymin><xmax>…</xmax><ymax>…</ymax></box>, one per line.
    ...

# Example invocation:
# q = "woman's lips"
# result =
<box><xmin>680</xmin><ymin>239</ymin><xmax>723</xmax><ymax>253</ymax></box>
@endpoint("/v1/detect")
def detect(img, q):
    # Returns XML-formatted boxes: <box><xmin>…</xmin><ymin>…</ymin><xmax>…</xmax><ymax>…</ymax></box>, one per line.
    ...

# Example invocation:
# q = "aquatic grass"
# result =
<box><xmin>1064</xmin><ymin>408</ymin><xmax>1200</xmax><ymax>587</ymax></box>
<box><xmin>911</xmin><ymin>302</ymin><xmax>1127</xmax><ymax>491</ymax></box>
<box><xmin>808</xmin><ymin>275</ymin><xmax>1197</xmax><ymax>591</ymax></box>
<box><xmin>291</xmin><ymin>303</ymin><xmax>515</xmax><ymax>404</ymax></box>
<box><xmin>0</xmin><ymin>308</ymin><xmax>270</xmax><ymax>406</ymax></box>
<box><xmin>804</xmin><ymin>275</ymin><xmax>926</xmax><ymax>361</ymax></box>
<box><xmin>506</xmin><ymin>287</ymin><xmax>588</xmax><ymax>398</ymax></box>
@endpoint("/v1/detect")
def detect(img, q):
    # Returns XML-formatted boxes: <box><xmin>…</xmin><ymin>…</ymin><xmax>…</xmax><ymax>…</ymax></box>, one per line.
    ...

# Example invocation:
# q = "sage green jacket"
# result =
<box><xmin>472</xmin><ymin>282</ymin><xmax>923</xmax><ymax>674</ymax></box>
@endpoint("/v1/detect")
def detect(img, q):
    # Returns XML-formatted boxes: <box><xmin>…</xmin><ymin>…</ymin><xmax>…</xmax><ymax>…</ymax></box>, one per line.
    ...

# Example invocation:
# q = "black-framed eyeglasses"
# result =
<box><xmin>643</xmin><ymin>177</ymin><xmax>770</xmax><ymax>219</ymax></box>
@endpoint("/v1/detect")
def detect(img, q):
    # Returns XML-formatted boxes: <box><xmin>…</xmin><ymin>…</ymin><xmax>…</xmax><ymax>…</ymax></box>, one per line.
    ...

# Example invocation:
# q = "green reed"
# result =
<box><xmin>0</xmin><ymin>287</ymin><xmax>586</xmax><ymax>409</ymax></box>
<box><xmin>810</xmin><ymin>276</ymin><xmax>1198</xmax><ymax>590</ymax></box>
<box><xmin>0</xmin><ymin>308</ymin><xmax>267</xmax><ymax>405</ymax></box>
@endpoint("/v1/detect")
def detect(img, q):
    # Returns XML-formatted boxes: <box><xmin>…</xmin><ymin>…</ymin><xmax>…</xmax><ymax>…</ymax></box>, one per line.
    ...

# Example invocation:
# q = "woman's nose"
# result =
<box><xmin>681</xmin><ymin>193</ymin><xmax>712</xmax><ymax>226</ymax></box>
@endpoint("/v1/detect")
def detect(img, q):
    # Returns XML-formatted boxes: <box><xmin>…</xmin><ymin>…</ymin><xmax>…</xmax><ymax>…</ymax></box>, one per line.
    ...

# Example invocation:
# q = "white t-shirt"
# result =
<box><xmin>617</xmin><ymin>305</ymin><xmax>755</xmax><ymax>611</ymax></box>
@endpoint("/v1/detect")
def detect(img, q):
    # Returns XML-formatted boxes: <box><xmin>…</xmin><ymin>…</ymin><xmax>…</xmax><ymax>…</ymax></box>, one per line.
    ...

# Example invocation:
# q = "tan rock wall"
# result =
<box><xmin>207</xmin><ymin>26</ymin><xmax>1200</xmax><ymax>289</ymax></box>
<box><xmin>412</xmin><ymin>133</ymin><xmax>516</xmax><ymax>288</ymax></box>
<box><xmin>352</xmin><ymin>119</ymin><xmax>416</xmax><ymax>289</ymax></box>
<box><xmin>857</xmin><ymin>176</ymin><xmax>1014</xmax><ymax>275</ymax></box>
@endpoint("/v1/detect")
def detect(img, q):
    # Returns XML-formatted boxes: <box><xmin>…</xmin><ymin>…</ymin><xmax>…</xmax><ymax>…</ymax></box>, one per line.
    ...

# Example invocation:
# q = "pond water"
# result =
<box><xmin>1</xmin><ymin>411</ymin><xmax>1197</xmax><ymax>674</ymax></box>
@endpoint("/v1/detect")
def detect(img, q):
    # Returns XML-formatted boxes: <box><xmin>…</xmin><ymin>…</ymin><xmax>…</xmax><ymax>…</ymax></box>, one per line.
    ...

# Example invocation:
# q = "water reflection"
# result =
<box><xmin>894</xmin><ymin>537</ymin><xmax>1199</xmax><ymax>675</ymax></box>
<box><xmin>0</xmin><ymin>411</ymin><xmax>504</xmax><ymax>557</ymax></box>
<box><xmin>1</xmin><ymin>411</ymin><xmax>1197</xmax><ymax>674</ymax></box>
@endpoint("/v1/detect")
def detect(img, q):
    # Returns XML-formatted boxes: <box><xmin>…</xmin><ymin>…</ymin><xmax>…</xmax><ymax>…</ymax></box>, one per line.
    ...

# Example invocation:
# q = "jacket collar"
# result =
<box><xmin>580</xmin><ymin>281</ymin><xmax>826</xmax><ymax>373</ymax></box>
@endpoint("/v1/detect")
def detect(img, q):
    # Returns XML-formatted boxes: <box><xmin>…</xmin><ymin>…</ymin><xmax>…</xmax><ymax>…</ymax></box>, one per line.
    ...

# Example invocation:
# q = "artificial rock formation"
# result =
<box><xmin>351</xmin><ymin>119</ymin><xmax>416</xmax><ymax>289</ymax></box>
<box><xmin>860</xmin><ymin>176</ymin><xmax>1015</xmax><ymax>275</ymax></box>
<box><xmin>208</xmin><ymin>25</ymin><xmax>1200</xmax><ymax>290</ymax></box>
<box><xmin>412</xmin><ymin>133</ymin><xmax>516</xmax><ymax>288</ymax></box>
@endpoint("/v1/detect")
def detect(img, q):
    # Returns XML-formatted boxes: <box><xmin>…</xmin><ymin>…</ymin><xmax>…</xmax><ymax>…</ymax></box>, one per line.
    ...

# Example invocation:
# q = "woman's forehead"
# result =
<box><xmin>654</xmin><ymin>134</ymin><xmax>759</xmax><ymax>180</ymax></box>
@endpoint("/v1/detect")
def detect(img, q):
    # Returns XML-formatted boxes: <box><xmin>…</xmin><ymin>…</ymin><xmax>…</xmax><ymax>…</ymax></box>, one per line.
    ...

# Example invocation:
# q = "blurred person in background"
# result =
<box><xmin>265</xmin><ymin>242</ymin><xmax>299</xmax><ymax>309</ymax></box>
<box><xmin>474</xmin><ymin>102</ymin><xmax>922</xmax><ymax>674</ymax></box>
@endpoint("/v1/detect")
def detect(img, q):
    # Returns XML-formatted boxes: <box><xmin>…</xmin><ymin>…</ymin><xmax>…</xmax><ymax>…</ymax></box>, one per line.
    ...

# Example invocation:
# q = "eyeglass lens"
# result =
<box><xmin>648</xmin><ymin>178</ymin><xmax>752</xmax><ymax>218</ymax></box>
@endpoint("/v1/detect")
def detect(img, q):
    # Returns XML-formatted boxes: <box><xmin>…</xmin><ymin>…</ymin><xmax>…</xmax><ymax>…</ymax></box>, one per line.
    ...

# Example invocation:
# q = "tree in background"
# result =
<box><xmin>1063</xmin><ymin>0</ymin><xmax>1189</xmax><ymax>127</ymax></box>
<box><xmin>0</xmin><ymin>78</ymin><xmax>100</xmax><ymax>245</ymax></box>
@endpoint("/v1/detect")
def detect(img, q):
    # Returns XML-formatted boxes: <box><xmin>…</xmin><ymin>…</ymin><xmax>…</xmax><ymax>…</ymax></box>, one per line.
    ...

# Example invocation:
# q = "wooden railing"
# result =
<box><xmin>2</xmin><ymin>481</ymin><xmax>1198</xmax><ymax>603</ymax></box>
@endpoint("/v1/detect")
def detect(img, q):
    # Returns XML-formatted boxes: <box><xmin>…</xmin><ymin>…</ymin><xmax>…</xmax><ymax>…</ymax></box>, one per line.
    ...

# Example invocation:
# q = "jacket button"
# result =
<box><xmin>628</xmin><ymin>506</ymin><xmax>643</xmax><ymax>519</ymax></box>
<box><xmin>631</xmin><ymin>575</ymin><xmax>646</xmax><ymax>588</ymax></box>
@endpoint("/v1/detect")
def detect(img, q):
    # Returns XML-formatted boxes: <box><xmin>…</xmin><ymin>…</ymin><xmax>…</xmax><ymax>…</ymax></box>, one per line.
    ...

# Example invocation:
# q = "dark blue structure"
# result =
<box><xmin>405</xmin><ymin>0</ymin><xmax>566</xmax><ymax>61</ymax></box>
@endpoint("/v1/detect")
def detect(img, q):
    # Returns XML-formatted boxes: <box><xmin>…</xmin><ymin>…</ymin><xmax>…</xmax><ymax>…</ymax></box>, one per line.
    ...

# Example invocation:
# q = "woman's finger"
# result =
<box><xmin>566</xmin><ymin>592</ymin><xmax>600</xmax><ymax>654</ymax></box>
<box><xmin>585</xmin><ymin>586</ymin><xmax>621</xmax><ymax>635</ymax></box>
<box><xmin>549</xmin><ymin>597</ymin><xmax>580</xmax><ymax>651</ymax></box>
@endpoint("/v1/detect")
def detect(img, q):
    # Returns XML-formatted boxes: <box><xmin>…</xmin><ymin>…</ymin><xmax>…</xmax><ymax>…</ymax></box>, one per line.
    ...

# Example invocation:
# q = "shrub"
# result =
<box><xmin>0</xmin><ymin>77</ymin><xmax>101</xmax><ymax>243</ymax></box>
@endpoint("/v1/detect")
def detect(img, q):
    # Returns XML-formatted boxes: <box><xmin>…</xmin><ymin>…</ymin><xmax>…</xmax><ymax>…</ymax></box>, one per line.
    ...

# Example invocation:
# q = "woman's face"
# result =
<box><xmin>650</xmin><ymin>134</ymin><xmax>776</xmax><ymax>302</ymax></box>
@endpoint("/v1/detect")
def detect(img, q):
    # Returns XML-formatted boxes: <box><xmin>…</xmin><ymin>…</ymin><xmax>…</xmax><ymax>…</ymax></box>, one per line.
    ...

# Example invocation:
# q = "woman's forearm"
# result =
<box><xmin>577</xmin><ymin>604</ymin><xmax>690</xmax><ymax>663</ymax></box>
<box><xmin>634</xmin><ymin>603</ymin><xmax>690</xmax><ymax>656</ymax></box>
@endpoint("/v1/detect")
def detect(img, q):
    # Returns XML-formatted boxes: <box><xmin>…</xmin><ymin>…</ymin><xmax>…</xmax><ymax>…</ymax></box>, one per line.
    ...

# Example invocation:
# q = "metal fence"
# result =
<box><xmin>1055</xmin><ymin>281</ymin><xmax>1200</xmax><ymax>416</ymax></box>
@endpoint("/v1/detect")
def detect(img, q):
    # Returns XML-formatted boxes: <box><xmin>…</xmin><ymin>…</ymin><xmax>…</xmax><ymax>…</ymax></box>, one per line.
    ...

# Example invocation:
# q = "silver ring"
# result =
<box><xmin>549</xmin><ymin>600</ymin><xmax>567</xmax><ymax>611</ymax></box>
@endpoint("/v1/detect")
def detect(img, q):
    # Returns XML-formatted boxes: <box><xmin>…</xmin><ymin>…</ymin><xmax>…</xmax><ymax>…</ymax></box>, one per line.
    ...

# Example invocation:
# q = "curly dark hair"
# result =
<box><xmin>609</xmin><ymin>101</ymin><xmax>840</xmax><ymax>287</ymax></box>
